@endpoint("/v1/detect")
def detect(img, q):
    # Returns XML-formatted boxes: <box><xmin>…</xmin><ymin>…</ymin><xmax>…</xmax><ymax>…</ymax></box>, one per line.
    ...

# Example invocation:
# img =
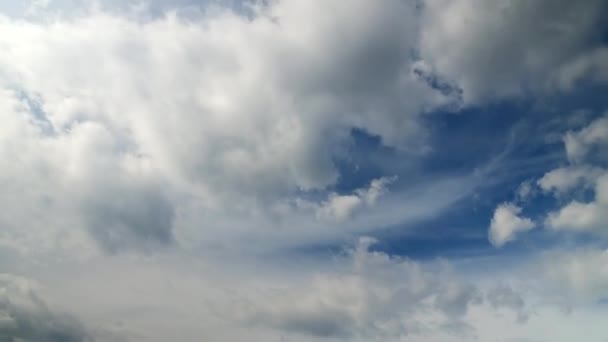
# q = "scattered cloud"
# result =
<box><xmin>0</xmin><ymin>1</ymin><xmax>607</xmax><ymax>341</ymax></box>
<box><xmin>489</xmin><ymin>203</ymin><xmax>535</xmax><ymax>247</ymax></box>
<box><xmin>420</xmin><ymin>0</ymin><xmax>608</xmax><ymax>103</ymax></box>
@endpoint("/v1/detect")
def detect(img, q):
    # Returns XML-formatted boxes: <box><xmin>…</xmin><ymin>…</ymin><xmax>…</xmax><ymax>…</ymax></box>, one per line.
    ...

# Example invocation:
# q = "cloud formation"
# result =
<box><xmin>0</xmin><ymin>0</ymin><xmax>608</xmax><ymax>341</ymax></box>
<box><xmin>0</xmin><ymin>0</ymin><xmax>458</xmax><ymax>254</ymax></box>
<box><xmin>488</xmin><ymin>203</ymin><xmax>535</xmax><ymax>247</ymax></box>
<box><xmin>421</xmin><ymin>0</ymin><xmax>608</xmax><ymax>103</ymax></box>
<box><xmin>0</xmin><ymin>274</ymin><xmax>92</xmax><ymax>342</ymax></box>
<box><xmin>238</xmin><ymin>237</ymin><xmax>484</xmax><ymax>338</ymax></box>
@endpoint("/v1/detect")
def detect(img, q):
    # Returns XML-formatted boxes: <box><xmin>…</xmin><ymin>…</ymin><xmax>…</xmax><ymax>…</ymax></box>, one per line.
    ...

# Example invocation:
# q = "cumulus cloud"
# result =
<box><xmin>486</xmin><ymin>286</ymin><xmax>528</xmax><ymax>323</ymax></box>
<box><xmin>488</xmin><ymin>203</ymin><xmax>535</xmax><ymax>247</ymax></box>
<box><xmin>545</xmin><ymin>174</ymin><xmax>608</xmax><ymax>232</ymax></box>
<box><xmin>542</xmin><ymin>249</ymin><xmax>608</xmax><ymax>303</ymax></box>
<box><xmin>563</xmin><ymin>116</ymin><xmax>608</xmax><ymax>163</ymax></box>
<box><xmin>0</xmin><ymin>0</ymin><xmax>606</xmax><ymax>256</ymax></box>
<box><xmin>231</xmin><ymin>238</ymin><xmax>487</xmax><ymax>339</ymax></box>
<box><xmin>13</xmin><ymin>241</ymin><xmax>604</xmax><ymax>342</ymax></box>
<box><xmin>540</xmin><ymin>116</ymin><xmax>608</xmax><ymax>233</ymax></box>
<box><xmin>420</xmin><ymin>0</ymin><xmax>608</xmax><ymax>103</ymax></box>
<box><xmin>0</xmin><ymin>0</ymin><xmax>458</xmax><ymax>254</ymax></box>
<box><xmin>1</xmin><ymin>1</ymin><xmax>608</xmax><ymax>341</ymax></box>
<box><xmin>315</xmin><ymin>176</ymin><xmax>396</xmax><ymax>222</ymax></box>
<box><xmin>537</xmin><ymin>165</ymin><xmax>603</xmax><ymax>194</ymax></box>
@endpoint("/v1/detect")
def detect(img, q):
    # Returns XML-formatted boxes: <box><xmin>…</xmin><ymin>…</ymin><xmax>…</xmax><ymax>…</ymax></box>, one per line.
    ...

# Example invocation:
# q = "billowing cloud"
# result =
<box><xmin>0</xmin><ymin>0</ymin><xmax>457</xmax><ymax>254</ymax></box>
<box><xmin>237</xmin><ymin>237</ymin><xmax>483</xmax><ymax>338</ymax></box>
<box><xmin>563</xmin><ymin>116</ymin><xmax>608</xmax><ymax>163</ymax></box>
<box><xmin>542</xmin><ymin>249</ymin><xmax>608</xmax><ymax>303</ymax></box>
<box><xmin>315</xmin><ymin>177</ymin><xmax>396</xmax><ymax>222</ymax></box>
<box><xmin>540</xmin><ymin>116</ymin><xmax>608</xmax><ymax>233</ymax></box>
<box><xmin>420</xmin><ymin>0</ymin><xmax>608</xmax><ymax>103</ymax></box>
<box><xmin>537</xmin><ymin>165</ymin><xmax>603</xmax><ymax>194</ymax></box>
<box><xmin>545</xmin><ymin>174</ymin><xmax>608</xmax><ymax>232</ymax></box>
<box><xmin>488</xmin><ymin>203</ymin><xmax>535</xmax><ymax>247</ymax></box>
<box><xmin>0</xmin><ymin>1</ymin><xmax>607</xmax><ymax>341</ymax></box>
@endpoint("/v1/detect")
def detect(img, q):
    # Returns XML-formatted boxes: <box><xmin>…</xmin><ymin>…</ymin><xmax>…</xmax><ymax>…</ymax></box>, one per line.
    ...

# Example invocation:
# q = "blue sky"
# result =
<box><xmin>0</xmin><ymin>0</ymin><xmax>608</xmax><ymax>341</ymax></box>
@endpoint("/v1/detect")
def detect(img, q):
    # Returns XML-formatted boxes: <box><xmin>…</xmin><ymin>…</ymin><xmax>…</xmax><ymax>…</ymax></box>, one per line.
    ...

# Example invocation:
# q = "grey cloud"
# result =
<box><xmin>421</xmin><ymin>0</ymin><xmax>608</xmax><ymax>103</ymax></box>
<box><xmin>235</xmin><ymin>238</ymin><xmax>489</xmax><ymax>339</ymax></box>
<box><xmin>0</xmin><ymin>0</ymin><xmax>450</xmax><ymax>255</ymax></box>
<box><xmin>0</xmin><ymin>275</ymin><xmax>92</xmax><ymax>342</ymax></box>
<box><xmin>434</xmin><ymin>282</ymin><xmax>481</xmax><ymax>317</ymax></box>
<box><xmin>0</xmin><ymin>0</ymin><xmax>607</xmax><ymax>259</ymax></box>
<box><xmin>82</xmin><ymin>184</ymin><xmax>175</xmax><ymax>253</ymax></box>
<box><xmin>487</xmin><ymin>286</ymin><xmax>528</xmax><ymax>323</ymax></box>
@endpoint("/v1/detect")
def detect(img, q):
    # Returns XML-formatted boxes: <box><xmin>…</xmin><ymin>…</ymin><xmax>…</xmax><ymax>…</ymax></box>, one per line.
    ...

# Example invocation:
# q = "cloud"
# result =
<box><xmin>486</xmin><ymin>286</ymin><xmax>528</xmax><ymax>323</ymax></box>
<box><xmin>0</xmin><ymin>0</ymin><xmax>457</xmax><ymax>254</ymax></box>
<box><xmin>563</xmin><ymin>116</ymin><xmax>608</xmax><ymax>163</ymax></box>
<box><xmin>516</xmin><ymin>180</ymin><xmax>535</xmax><ymax>202</ymax></box>
<box><xmin>420</xmin><ymin>0</ymin><xmax>608</xmax><ymax>103</ymax></box>
<box><xmin>14</xmin><ymin>240</ymin><xmax>607</xmax><ymax>342</ymax></box>
<box><xmin>488</xmin><ymin>203</ymin><xmax>535</xmax><ymax>247</ymax></box>
<box><xmin>539</xmin><ymin>116</ymin><xmax>608</xmax><ymax>233</ymax></box>
<box><xmin>501</xmin><ymin>115</ymin><xmax>608</xmax><ymax>238</ymax></box>
<box><xmin>545</xmin><ymin>174</ymin><xmax>608</xmax><ymax>232</ymax></box>
<box><xmin>542</xmin><ymin>249</ymin><xmax>608</xmax><ymax>303</ymax></box>
<box><xmin>537</xmin><ymin>165</ymin><xmax>603</xmax><ymax>194</ymax></box>
<box><xmin>1</xmin><ymin>1</ymin><xmax>608</xmax><ymax>341</ymax></box>
<box><xmin>0</xmin><ymin>274</ymin><xmax>92</xmax><ymax>342</ymax></box>
<box><xmin>229</xmin><ymin>238</ymin><xmax>490</xmax><ymax>339</ymax></box>
<box><xmin>315</xmin><ymin>176</ymin><xmax>396</xmax><ymax>222</ymax></box>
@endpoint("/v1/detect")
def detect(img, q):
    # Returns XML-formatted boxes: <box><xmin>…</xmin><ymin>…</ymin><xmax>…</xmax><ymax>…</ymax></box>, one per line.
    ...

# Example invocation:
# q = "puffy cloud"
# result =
<box><xmin>563</xmin><ymin>116</ymin><xmax>608</xmax><ymax>162</ymax></box>
<box><xmin>230</xmin><ymin>238</ymin><xmax>486</xmax><ymax>339</ymax></box>
<box><xmin>486</xmin><ymin>286</ymin><xmax>528</xmax><ymax>323</ymax></box>
<box><xmin>545</xmin><ymin>174</ymin><xmax>608</xmax><ymax>232</ymax></box>
<box><xmin>499</xmin><ymin>116</ymin><xmax>608</xmax><ymax>237</ymax></box>
<box><xmin>0</xmin><ymin>0</ymin><xmax>442</xmax><ymax>194</ymax></box>
<box><xmin>543</xmin><ymin>249</ymin><xmax>608</xmax><ymax>302</ymax></box>
<box><xmin>1</xmin><ymin>1</ymin><xmax>608</xmax><ymax>341</ymax></box>
<box><xmin>420</xmin><ymin>0</ymin><xmax>608</xmax><ymax>103</ymax></box>
<box><xmin>0</xmin><ymin>0</ymin><xmax>455</xmax><ymax>254</ymax></box>
<box><xmin>537</xmin><ymin>165</ymin><xmax>603</xmax><ymax>194</ymax></box>
<box><xmin>0</xmin><ymin>0</ymin><xmax>606</xmax><ymax>257</ymax></box>
<box><xmin>488</xmin><ymin>203</ymin><xmax>535</xmax><ymax>247</ymax></box>
<box><xmin>17</xmin><ymin>240</ymin><xmax>607</xmax><ymax>342</ymax></box>
<box><xmin>0</xmin><ymin>90</ymin><xmax>174</xmax><ymax>254</ymax></box>
<box><xmin>541</xmin><ymin>117</ymin><xmax>608</xmax><ymax>233</ymax></box>
<box><xmin>516</xmin><ymin>180</ymin><xmax>535</xmax><ymax>202</ymax></box>
<box><xmin>315</xmin><ymin>176</ymin><xmax>396</xmax><ymax>222</ymax></box>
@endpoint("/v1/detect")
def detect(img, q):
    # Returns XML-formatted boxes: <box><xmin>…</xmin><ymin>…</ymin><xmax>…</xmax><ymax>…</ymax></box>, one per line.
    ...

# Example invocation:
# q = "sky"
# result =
<box><xmin>0</xmin><ymin>0</ymin><xmax>608</xmax><ymax>341</ymax></box>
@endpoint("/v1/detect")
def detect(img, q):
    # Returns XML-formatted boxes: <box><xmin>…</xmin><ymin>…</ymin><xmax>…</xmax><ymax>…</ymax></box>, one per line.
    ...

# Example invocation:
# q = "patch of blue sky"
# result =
<box><xmin>319</xmin><ymin>84</ymin><xmax>608</xmax><ymax>261</ymax></box>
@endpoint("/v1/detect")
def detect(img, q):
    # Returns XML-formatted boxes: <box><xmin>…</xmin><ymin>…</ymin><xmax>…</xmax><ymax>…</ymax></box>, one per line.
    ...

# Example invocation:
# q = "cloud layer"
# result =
<box><xmin>1</xmin><ymin>0</ymin><xmax>608</xmax><ymax>341</ymax></box>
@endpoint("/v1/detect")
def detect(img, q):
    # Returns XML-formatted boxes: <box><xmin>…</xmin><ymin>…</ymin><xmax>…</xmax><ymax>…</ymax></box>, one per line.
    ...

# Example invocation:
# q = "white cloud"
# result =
<box><xmin>34</xmin><ymin>238</ymin><xmax>541</xmax><ymax>342</ymax></box>
<box><xmin>0</xmin><ymin>1</ymin><xmax>607</xmax><ymax>341</ymax></box>
<box><xmin>541</xmin><ymin>117</ymin><xmax>608</xmax><ymax>233</ymax></box>
<box><xmin>516</xmin><ymin>180</ymin><xmax>534</xmax><ymax>202</ymax></box>
<box><xmin>563</xmin><ymin>116</ymin><xmax>608</xmax><ymax>163</ymax></box>
<box><xmin>315</xmin><ymin>176</ymin><xmax>396</xmax><ymax>222</ymax></box>
<box><xmin>0</xmin><ymin>0</ymin><xmax>457</xmax><ymax>254</ymax></box>
<box><xmin>489</xmin><ymin>203</ymin><xmax>535</xmax><ymax>247</ymax></box>
<box><xmin>21</xmin><ymin>240</ymin><xmax>608</xmax><ymax>342</ymax></box>
<box><xmin>545</xmin><ymin>174</ymin><xmax>608</xmax><ymax>232</ymax></box>
<box><xmin>420</xmin><ymin>0</ymin><xmax>608</xmax><ymax>103</ymax></box>
<box><xmin>537</xmin><ymin>165</ymin><xmax>603</xmax><ymax>194</ymax></box>
<box><xmin>542</xmin><ymin>249</ymin><xmax>608</xmax><ymax>303</ymax></box>
<box><xmin>237</xmin><ymin>237</ymin><xmax>484</xmax><ymax>338</ymax></box>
